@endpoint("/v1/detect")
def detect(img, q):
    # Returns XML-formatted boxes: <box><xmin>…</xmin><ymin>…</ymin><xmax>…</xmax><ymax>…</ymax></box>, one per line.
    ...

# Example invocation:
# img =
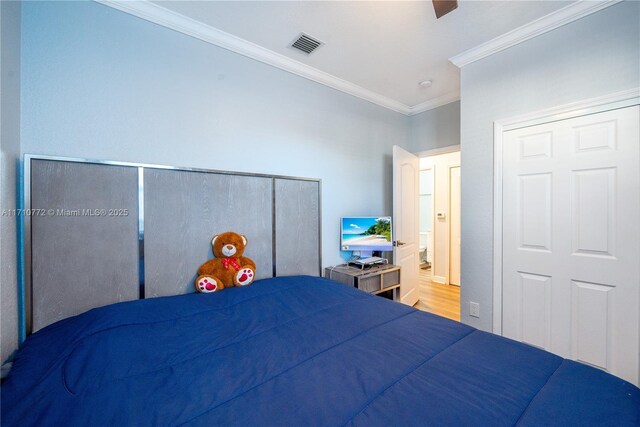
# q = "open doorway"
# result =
<box><xmin>414</xmin><ymin>147</ymin><xmax>461</xmax><ymax>321</ymax></box>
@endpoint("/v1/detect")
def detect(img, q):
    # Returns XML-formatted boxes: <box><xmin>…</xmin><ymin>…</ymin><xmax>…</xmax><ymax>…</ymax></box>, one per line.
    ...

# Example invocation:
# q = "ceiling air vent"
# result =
<box><xmin>290</xmin><ymin>33</ymin><xmax>323</xmax><ymax>55</ymax></box>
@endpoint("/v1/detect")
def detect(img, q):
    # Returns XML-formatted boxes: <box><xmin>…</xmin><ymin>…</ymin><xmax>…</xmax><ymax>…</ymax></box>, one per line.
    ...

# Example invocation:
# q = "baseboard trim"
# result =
<box><xmin>432</xmin><ymin>275</ymin><xmax>447</xmax><ymax>285</ymax></box>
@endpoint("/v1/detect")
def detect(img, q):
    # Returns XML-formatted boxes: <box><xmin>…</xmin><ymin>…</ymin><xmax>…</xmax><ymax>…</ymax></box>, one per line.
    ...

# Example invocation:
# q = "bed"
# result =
<box><xmin>2</xmin><ymin>275</ymin><xmax>639</xmax><ymax>426</ymax></box>
<box><xmin>5</xmin><ymin>156</ymin><xmax>638</xmax><ymax>426</ymax></box>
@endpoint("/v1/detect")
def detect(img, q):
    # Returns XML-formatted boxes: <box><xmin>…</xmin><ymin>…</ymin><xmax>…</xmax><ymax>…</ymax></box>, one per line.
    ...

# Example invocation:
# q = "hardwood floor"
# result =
<box><xmin>414</xmin><ymin>267</ymin><xmax>460</xmax><ymax>321</ymax></box>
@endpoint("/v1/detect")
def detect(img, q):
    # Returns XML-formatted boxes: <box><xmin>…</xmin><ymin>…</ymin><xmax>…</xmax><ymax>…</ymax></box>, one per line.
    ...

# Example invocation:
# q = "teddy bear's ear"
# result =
<box><xmin>211</xmin><ymin>235</ymin><xmax>219</xmax><ymax>246</ymax></box>
<box><xmin>241</xmin><ymin>235</ymin><xmax>247</xmax><ymax>246</ymax></box>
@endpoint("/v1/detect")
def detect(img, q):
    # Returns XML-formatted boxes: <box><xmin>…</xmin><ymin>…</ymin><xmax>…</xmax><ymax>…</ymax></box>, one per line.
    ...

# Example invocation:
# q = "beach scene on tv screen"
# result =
<box><xmin>342</xmin><ymin>217</ymin><xmax>392</xmax><ymax>247</ymax></box>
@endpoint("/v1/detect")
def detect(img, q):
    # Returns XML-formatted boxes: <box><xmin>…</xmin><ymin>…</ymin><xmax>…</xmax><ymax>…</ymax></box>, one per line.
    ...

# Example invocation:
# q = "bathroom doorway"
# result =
<box><xmin>414</xmin><ymin>147</ymin><xmax>460</xmax><ymax>321</ymax></box>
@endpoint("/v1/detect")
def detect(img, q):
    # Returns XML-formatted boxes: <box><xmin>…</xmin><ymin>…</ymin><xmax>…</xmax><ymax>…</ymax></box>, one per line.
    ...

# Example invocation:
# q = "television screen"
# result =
<box><xmin>341</xmin><ymin>217</ymin><xmax>393</xmax><ymax>252</ymax></box>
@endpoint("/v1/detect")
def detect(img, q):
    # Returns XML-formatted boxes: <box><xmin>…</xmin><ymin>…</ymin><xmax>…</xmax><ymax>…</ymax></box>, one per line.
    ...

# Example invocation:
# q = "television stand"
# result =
<box><xmin>324</xmin><ymin>263</ymin><xmax>401</xmax><ymax>301</ymax></box>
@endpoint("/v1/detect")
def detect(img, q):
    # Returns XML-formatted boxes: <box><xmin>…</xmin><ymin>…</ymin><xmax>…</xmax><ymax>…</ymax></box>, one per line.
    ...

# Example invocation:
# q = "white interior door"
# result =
<box><xmin>449</xmin><ymin>166</ymin><xmax>461</xmax><ymax>286</ymax></box>
<box><xmin>502</xmin><ymin>105</ymin><xmax>639</xmax><ymax>385</ymax></box>
<box><xmin>393</xmin><ymin>145</ymin><xmax>419</xmax><ymax>306</ymax></box>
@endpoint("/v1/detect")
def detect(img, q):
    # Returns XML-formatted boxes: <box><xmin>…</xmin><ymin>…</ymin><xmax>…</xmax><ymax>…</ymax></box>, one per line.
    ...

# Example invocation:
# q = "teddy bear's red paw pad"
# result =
<box><xmin>236</xmin><ymin>268</ymin><xmax>254</xmax><ymax>286</ymax></box>
<box><xmin>197</xmin><ymin>277</ymin><xmax>218</xmax><ymax>293</ymax></box>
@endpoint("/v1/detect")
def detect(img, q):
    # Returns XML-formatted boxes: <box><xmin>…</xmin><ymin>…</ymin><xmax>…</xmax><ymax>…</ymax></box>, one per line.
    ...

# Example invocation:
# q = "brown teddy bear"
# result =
<box><xmin>195</xmin><ymin>231</ymin><xmax>257</xmax><ymax>293</ymax></box>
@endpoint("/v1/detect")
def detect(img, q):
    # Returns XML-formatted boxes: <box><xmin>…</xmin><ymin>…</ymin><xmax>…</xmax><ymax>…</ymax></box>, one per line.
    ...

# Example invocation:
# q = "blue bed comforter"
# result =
<box><xmin>2</xmin><ymin>276</ymin><xmax>638</xmax><ymax>426</ymax></box>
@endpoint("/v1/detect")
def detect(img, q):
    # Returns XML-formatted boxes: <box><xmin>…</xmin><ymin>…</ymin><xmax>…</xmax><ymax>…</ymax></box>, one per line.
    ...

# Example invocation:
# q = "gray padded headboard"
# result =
<box><xmin>25</xmin><ymin>155</ymin><xmax>321</xmax><ymax>333</ymax></box>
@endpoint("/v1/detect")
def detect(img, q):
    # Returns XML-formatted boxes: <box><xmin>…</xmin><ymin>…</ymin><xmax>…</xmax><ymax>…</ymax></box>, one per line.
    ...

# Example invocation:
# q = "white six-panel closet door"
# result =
<box><xmin>502</xmin><ymin>105</ymin><xmax>639</xmax><ymax>385</ymax></box>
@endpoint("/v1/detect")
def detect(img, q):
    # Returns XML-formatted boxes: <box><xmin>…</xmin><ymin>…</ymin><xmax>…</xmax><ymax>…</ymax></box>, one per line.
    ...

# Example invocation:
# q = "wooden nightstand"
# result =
<box><xmin>324</xmin><ymin>264</ymin><xmax>401</xmax><ymax>301</ymax></box>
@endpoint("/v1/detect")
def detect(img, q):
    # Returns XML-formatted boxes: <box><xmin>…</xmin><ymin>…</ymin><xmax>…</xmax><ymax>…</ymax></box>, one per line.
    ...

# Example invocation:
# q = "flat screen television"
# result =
<box><xmin>341</xmin><ymin>216</ymin><xmax>393</xmax><ymax>254</ymax></box>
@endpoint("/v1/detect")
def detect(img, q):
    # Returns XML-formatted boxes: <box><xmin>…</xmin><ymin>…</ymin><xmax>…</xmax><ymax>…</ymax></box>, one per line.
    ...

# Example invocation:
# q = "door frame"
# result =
<box><xmin>448</xmin><ymin>165</ymin><xmax>461</xmax><ymax>286</ymax></box>
<box><xmin>415</xmin><ymin>144</ymin><xmax>460</xmax><ymax>159</ymax></box>
<box><xmin>492</xmin><ymin>88</ymin><xmax>640</xmax><ymax>335</ymax></box>
<box><xmin>418</xmin><ymin>165</ymin><xmax>435</xmax><ymax>272</ymax></box>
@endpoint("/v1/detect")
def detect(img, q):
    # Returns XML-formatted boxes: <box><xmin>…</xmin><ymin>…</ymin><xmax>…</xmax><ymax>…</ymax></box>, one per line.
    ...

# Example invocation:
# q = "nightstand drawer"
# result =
<box><xmin>382</xmin><ymin>269</ymin><xmax>400</xmax><ymax>288</ymax></box>
<box><xmin>358</xmin><ymin>275</ymin><xmax>381</xmax><ymax>293</ymax></box>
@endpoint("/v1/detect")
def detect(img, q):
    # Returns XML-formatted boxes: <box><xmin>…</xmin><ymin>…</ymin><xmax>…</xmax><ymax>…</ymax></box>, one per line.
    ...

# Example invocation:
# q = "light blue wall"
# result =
<box><xmin>409</xmin><ymin>101</ymin><xmax>460</xmax><ymax>153</ymax></box>
<box><xmin>1</xmin><ymin>0</ymin><xmax>21</xmax><ymax>363</ymax></box>
<box><xmin>18</xmin><ymin>0</ymin><xmax>635</xmax><ymax>354</ymax></box>
<box><xmin>21</xmin><ymin>1</ymin><xmax>410</xmax><ymax>278</ymax></box>
<box><xmin>459</xmin><ymin>1</ymin><xmax>640</xmax><ymax>331</ymax></box>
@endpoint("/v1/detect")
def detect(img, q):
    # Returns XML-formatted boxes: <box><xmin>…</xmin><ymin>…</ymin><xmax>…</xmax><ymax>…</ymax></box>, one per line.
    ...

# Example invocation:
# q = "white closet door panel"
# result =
<box><xmin>502</xmin><ymin>106</ymin><xmax>639</xmax><ymax>385</ymax></box>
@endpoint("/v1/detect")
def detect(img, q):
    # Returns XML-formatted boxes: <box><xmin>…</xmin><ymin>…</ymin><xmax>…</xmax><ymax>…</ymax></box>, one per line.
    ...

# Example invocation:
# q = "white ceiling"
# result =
<box><xmin>152</xmin><ymin>0</ymin><xmax>573</xmax><ymax>108</ymax></box>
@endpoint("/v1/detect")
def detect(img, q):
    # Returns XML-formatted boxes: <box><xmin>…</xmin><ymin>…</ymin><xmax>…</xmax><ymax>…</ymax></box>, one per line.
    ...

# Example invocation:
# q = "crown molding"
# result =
<box><xmin>95</xmin><ymin>0</ymin><xmax>418</xmax><ymax>115</ymax></box>
<box><xmin>497</xmin><ymin>87</ymin><xmax>639</xmax><ymax>130</ymax></box>
<box><xmin>449</xmin><ymin>0</ymin><xmax>622</xmax><ymax>68</ymax></box>
<box><xmin>407</xmin><ymin>91</ymin><xmax>460</xmax><ymax>116</ymax></box>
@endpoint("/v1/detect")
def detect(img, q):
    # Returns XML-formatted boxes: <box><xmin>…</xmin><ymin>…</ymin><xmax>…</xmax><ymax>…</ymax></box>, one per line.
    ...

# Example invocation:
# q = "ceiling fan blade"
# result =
<box><xmin>433</xmin><ymin>0</ymin><xmax>458</xmax><ymax>19</ymax></box>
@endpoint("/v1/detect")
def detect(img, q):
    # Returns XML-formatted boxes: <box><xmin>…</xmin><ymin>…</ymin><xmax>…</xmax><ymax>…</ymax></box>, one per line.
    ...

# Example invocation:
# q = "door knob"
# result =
<box><xmin>394</xmin><ymin>241</ymin><xmax>406</xmax><ymax>247</ymax></box>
